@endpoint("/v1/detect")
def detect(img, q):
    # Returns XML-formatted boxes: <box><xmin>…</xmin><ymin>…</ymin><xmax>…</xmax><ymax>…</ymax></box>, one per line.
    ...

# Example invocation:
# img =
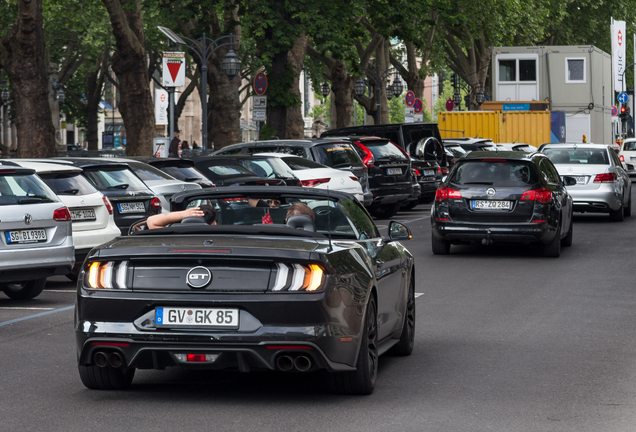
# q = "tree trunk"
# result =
<box><xmin>206</xmin><ymin>59</ymin><xmax>242</xmax><ymax>150</ymax></box>
<box><xmin>102</xmin><ymin>0</ymin><xmax>155</xmax><ymax>156</ymax></box>
<box><xmin>0</xmin><ymin>0</ymin><xmax>55</xmax><ymax>158</ymax></box>
<box><xmin>266</xmin><ymin>50</ymin><xmax>289</xmax><ymax>138</ymax></box>
<box><xmin>331</xmin><ymin>60</ymin><xmax>354</xmax><ymax>128</ymax></box>
<box><xmin>285</xmin><ymin>35</ymin><xmax>308</xmax><ymax>139</ymax></box>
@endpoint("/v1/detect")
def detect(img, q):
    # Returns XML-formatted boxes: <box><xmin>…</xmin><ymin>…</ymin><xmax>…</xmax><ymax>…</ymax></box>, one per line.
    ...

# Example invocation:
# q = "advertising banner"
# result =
<box><xmin>155</xmin><ymin>89</ymin><xmax>169</xmax><ymax>125</ymax></box>
<box><xmin>611</xmin><ymin>18</ymin><xmax>626</xmax><ymax>92</ymax></box>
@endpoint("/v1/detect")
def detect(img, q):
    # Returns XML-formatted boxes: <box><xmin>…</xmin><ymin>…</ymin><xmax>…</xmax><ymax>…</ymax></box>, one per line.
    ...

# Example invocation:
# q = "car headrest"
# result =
<box><xmin>286</xmin><ymin>215</ymin><xmax>315</xmax><ymax>232</ymax></box>
<box><xmin>180</xmin><ymin>216</ymin><xmax>208</xmax><ymax>225</ymax></box>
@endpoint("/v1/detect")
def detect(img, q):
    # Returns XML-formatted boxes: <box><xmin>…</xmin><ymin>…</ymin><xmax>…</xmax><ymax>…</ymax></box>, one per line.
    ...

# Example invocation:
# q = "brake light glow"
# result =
<box><xmin>435</xmin><ymin>218</ymin><xmax>450</xmax><ymax>221</ymax></box>
<box><xmin>435</xmin><ymin>186</ymin><xmax>462</xmax><ymax>202</ymax></box>
<box><xmin>531</xmin><ymin>220</ymin><xmax>547</xmax><ymax>223</ymax></box>
<box><xmin>413</xmin><ymin>169</ymin><xmax>421</xmax><ymax>176</ymax></box>
<box><xmin>521</xmin><ymin>188</ymin><xmax>552</xmax><ymax>204</ymax></box>
<box><xmin>300</xmin><ymin>178</ymin><xmax>330</xmax><ymax>187</ymax></box>
<box><xmin>102</xmin><ymin>196</ymin><xmax>113</xmax><ymax>215</ymax></box>
<box><xmin>150</xmin><ymin>197</ymin><xmax>162</xmax><ymax>210</ymax></box>
<box><xmin>174</xmin><ymin>353</ymin><xmax>219</xmax><ymax>363</ymax></box>
<box><xmin>354</xmin><ymin>142</ymin><xmax>375</xmax><ymax>168</ymax></box>
<box><xmin>53</xmin><ymin>207</ymin><xmax>71</xmax><ymax>221</ymax></box>
<box><xmin>593</xmin><ymin>173</ymin><xmax>617</xmax><ymax>183</ymax></box>
<box><xmin>86</xmin><ymin>261</ymin><xmax>129</xmax><ymax>289</ymax></box>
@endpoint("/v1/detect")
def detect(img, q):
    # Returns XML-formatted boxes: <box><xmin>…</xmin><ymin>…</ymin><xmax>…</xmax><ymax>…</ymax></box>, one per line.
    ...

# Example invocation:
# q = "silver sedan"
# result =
<box><xmin>542</xmin><ymin>144</ymin><xmax>631</xmax><ymax>221</ymax></box>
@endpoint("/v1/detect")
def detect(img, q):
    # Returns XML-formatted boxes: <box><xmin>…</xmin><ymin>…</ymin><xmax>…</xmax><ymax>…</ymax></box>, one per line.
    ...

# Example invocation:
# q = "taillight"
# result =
<box><xmin>349</xmin><ymin>176</ymin><xmax>359</xmax><ymax>182</ymax></box>
<box><xmin>437</xmin><ymin>166</ymin><xmax>442</xmax><ymax>175</ymax></box>
<box><xmin>102</xmin><ymin>196</ymin><xmax>113</xmax><ymax>215</ymax></box>
<box><xmin>413</xmin><ymin>169</ymin><xmax>421</xmax><ymax>176</ymax></box>
<box><xmin>300</xmin><ymin>178</ymin><xmax>330</xmax><ymax>187</ymax></box>
<box><xmin>521</xmin><ymin>188</ymin><xmax>552</xmax><ymax>204</ymax></box>
<box><xmin>441</xmin><ymin>167</ymin><xmax>449</xmax><ymax>175</ymax></box>
<box><xmin>271</xmin><ymin>263</ymin><xmax>325</xmax><ymax>292</ymax></box>
<box><xmin>86</xmin><ymin>261</ymin><xmax>129</xmax><ymax>289</ymax></box>
<box><xmin>354</xmin><ymin>142</ymin><xmax>375</xmax><ymax>168</ymax></box>
<box><xmin>150</xmin><ymin>197</ymin><xmax>162</xmax><ymax>210</ymax></box>
<box><xmin>593</xmin><ymin>173</ymin><xmax>617</xmax><ymax>183</ymax></box>
<box><xmin>53</xmin><ymin>207</ymin><xmax>71</xmax><ymax>221</ymax></box>
<box><xmin>620</xmin><ymin>155</ymin><xmax>625</xmax><ymax>162</ymax></box>
<box><xmin>435</xmin><ymin>186</ymin><xmax>462</xmax><ymax>202</ymax></box>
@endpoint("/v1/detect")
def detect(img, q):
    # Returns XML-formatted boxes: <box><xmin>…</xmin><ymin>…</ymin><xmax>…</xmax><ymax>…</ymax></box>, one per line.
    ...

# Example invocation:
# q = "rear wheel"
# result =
<box><xmin>1</xmin><ymin>278</ymin><xmax>46</xmax><ymax>300</ymax></box>
<box><xmin>371</xmin><ymin>202</ymin><xmax>401</xmax><ymax>219</ymax></box>
<box><xmin>329</xmin><ymin>296</ymin><xmax>378</xmax><ymax>395</ymax></box>
<box><xmin>609</xmin><ymin>204</ymin><xmax>624</xmax><ymax>222</ymax></box>
<box><xmin>542</xmin><ymin>226</ymin><xmax>561</xmax><ymax>258</ymax></box>
<box><xmin>389</xmin><ymin>278</ymin><xmax>415</xmax><ymax>356</ymax></box>
<box><xmin>78</xmin><ymin>364</ymin><xmax>135</xmax><ymax>390</ymax></box>
<box><xmin>431</xmin><ymin>233</ymin><xmax>451</xmax><ymax>255</ymax></box>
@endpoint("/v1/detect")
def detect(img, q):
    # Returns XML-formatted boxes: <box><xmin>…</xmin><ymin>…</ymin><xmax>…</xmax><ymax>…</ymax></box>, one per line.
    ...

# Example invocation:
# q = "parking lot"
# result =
<box><xmin>2</xmin><ymin>195</ymin><xmax>636</xmax><ymax>431</ymax></box>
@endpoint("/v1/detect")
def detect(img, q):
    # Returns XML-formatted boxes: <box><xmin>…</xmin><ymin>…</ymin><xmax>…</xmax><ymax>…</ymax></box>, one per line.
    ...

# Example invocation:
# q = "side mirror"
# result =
<box><xmin>562</xmin><ymin>176</ymin><xmax>577</xmax><ymax>186</ymax></box>
<box><xmin>388</xmin><ymin>221</ymin><xmax>412</xmax><ymax>241</ymax></box>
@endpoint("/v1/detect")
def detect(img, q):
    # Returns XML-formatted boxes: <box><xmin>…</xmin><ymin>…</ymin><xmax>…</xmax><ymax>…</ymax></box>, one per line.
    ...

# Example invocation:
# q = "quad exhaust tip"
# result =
<box><xmin>294</xmin><ymin>356</ymin><xmax>312</xmax><ymax>372</ymax></box>
<box><xmin>93</xmin><ymin>351</ymin><xmax>124</xmax><ymax>368</ymax></box>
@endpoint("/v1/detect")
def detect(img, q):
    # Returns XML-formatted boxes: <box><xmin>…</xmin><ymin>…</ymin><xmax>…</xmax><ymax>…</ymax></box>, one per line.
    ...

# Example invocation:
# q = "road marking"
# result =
<box><xmin>415</xmin><ymin>293</ymin><xmax>424</xmax><ymax>298</ymax></box>
<box><xmin>0</xmin><ymin>307</ymin><xmax>54</xmax><ymax>310</ymax></box>
<box><xmin>0</xmin><ymin>305</ymin><xmax>74</xmax><ymax>327</ymax></box>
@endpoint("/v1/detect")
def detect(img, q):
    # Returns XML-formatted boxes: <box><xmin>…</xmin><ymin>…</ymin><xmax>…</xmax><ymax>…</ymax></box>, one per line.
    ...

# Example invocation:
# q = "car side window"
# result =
<box><xmin>339</xmin><ymin>198</ymin><xmax>379</xmax><ymax>239</ymax></box>
<box><xmin>539</xmin><ymin>160</ymin><xmax>559</xmax><ymax>184</ymax></box>
<box><xmin>609</xmin><ymin>149</ymin><xmax>622</xmax><ymax>167</ymax></box>
<box><xmin>543</xmin><ymin>160</ymin><xmax>561</xmax><ymax>184</ymax></box>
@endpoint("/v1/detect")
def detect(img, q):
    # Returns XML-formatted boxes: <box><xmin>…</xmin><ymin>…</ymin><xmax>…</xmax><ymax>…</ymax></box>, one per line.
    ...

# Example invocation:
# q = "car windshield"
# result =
<box><xmin>543</xmin><ymin>148</ymin><xmax>609</xmax><ymax>165</ymax></box>
<box><xmin>128</xmin><ymin>162</ymin><xmax>175</xmax><ymax>181</ymax></box>
<box><xmin>82</xmin><ymin>167</ymin><xmax>149</xmax><ymax>191</ymax></box>
<box><xmin>159</xmin><ymin>165</ymin><xmax>206</xmax><ymax>181</ymax></box>
<box><xmin>312</xmin><ymin>143</ymin><xmax>362</xmax><ymax>168</ymax></box>
<box><xmin>450</xmin><ymin>161</ymin><xmax>539</xmax><ymax>186</ymax></box>
<box><xmin>277</xmin><ymin>157</ymin><xmax>326</xmax><ymax>170</ymax></box>
<box><xmin>235</xmin><ymin>158</ymin><xmax>296</xmax><ymax>179</ymax></box>
<box><xmin>176</xmin><ymin>194</ymin><xmax>377</xmax><ymax>239</ymax></box>
<box><xmin>362</xmin><ymin>141</ymin><xmax>408</xmax><ymax>161</ymax></box>
<box><xmin>39</xmin><ymin>173</ymin><xmax>97</xmax><ymax>195</ymax></box>
<box><xmin>0</xmin><ymin>173</ymin><xmax>59</xmax><ymax>205</ymax></box>
<box><xmin>202</xmin><ymin>162</ymin><xmax>255</xmax><ymax>177</ymax></box>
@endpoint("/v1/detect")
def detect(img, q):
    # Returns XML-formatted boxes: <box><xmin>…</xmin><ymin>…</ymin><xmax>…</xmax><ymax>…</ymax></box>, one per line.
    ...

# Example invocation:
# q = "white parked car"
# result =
<box><xmin>253</xmin><ymin>153</ymin><xmax>364</xmax><ymax>202</ymax></box>
<box><xmin>14</xmin><ymin>161</ymin><xmax>121</xmax><ymax>279</ymax></box>
<box><xmin>108</xmin><ymin>159</ymin><xmax>202</xmax><ymax>212</ymax></box>
<box><xmin>618</xmin><ymin>138</ymin><xmax>636</xmax><ymax>179</ymax></box>
<box><xmin>496</xmin><ymin>143</ymin><xmax>535</xmax><ymax>152</ymax></box>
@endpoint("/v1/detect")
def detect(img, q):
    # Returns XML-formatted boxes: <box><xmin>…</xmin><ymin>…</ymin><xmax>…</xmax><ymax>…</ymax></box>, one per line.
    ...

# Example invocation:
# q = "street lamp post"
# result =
<box><xmin>158</xmin><ymin>26</ymin><xmax>240</xmax><ymax>155</ymax></box>
<box><xmin>354</xmin><ymin>67</ymin><xmax>403</xmax><ymax>124</ymax></box>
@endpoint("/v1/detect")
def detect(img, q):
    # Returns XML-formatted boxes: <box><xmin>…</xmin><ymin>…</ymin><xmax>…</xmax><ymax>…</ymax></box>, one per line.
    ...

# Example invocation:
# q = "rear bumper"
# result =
<box><xmin>432</xmin><ymin>221</ymin><xmax>555</xmax><ymax>245</ymax></box>
<box><xmin>72</xmin><ymin>224</ymin><xmax>121</xmax><ymax>251</ymax></box>
<box><xmin>0</xmin><ymin>241</ymin><xmax>74</xmax><ymax>282</ymax></box>
<box><xmin>419</xmin><ymin>179</ymin><xmax>441</xmax><ymax>198</ymax></box>
<box><xmin>569</xmin><ymin>187</ymin><xmax>622</xmax><ymax>212</ymax></box>
<box><xmin>370</xmin><ymin>185</ymin><xmax>413</xmax><ymax>205</ymax></box>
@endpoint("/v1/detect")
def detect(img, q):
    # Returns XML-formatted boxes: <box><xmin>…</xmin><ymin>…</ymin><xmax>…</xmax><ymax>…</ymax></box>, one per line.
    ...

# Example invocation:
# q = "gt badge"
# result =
<box><xmin>486</xmin><ymin>188</ymin><xmax>496</xmax><ymax>197</ymax></box>
<box><xmin>186</xmin><ymin>266</ymin><xmax>212</xmax><ymax>289</ymax></box>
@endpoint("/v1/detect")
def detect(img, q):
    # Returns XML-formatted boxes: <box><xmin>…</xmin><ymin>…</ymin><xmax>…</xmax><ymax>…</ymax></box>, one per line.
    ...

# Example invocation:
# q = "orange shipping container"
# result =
<box><xmin>437</xmin><ymin>111</ymin><xmax>551</xmax><ymax>148</ymax></box>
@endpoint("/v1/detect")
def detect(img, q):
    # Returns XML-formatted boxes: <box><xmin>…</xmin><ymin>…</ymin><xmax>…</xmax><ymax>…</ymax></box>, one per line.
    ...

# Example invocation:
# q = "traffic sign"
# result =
<box><xmin>254</xmin><ymin>72</ymin><xmax>268</xmax><ymax>95</ymax></box>
<box><xmin>253</xmin><ymin>109</ymin><xmax>266</xmax><ymax>121</ymax></box>
<box><xmin>162</xmin><ymin>52</ymin><xmax>186</xmax><ymax>87</ymax></box>
<box><xmin>618</xmin><ymin>92</ymin><xmax>628</xmax><ymax>104</ymax></box>
<box><xmin>612</xmin><ymin>105</ymin><xmax>618</xmax><ymax>117</ymax></box>
<box><xmin>446</xmin><ymin>98</ymin><xmax>455</xmax><ymax>111</ymax></box>
<box><xmin>413</xmin><ymin>99</ymin><xmax>423</xmax><ymax>114</ymax></box>
<box><xmin>405</xmin><ymin>91</ymin><xmax>415</xmax><ymax>107</ymax></box>
<box><xmin>253</xmin><ymin>95</ymin><xmax>267</xmax><ymax>109</ymax></box>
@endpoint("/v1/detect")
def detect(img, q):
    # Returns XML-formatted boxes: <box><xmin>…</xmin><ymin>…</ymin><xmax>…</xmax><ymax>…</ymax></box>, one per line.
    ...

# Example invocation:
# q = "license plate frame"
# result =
<box><xmin>424</xmin><ymin>169</ymin><xmax>435</xmax><ymax>176</ymax></box>
<box><xmin>5</xmin><ymin>229</ymin><xmax>47</xmax><ymax>244</ymax></box>
<box><xmin>631</xmin><ymin>156</ymin><xmax>636</xmax><ymax>161</ymax></box>
<box><xmin>387</xmin><ymin>168</ymin><xmax>402</xmax><ymax>175</ymax></box>
<box><xmin>155</xmin><ymin>307</ymin><xmax>239</xmax><ymax>328</ymax></box>
<box><xmin>71</xmin><ymin>209</ymin><xmax>96</xmax><ymax>221</ymax></box>
<box><xmin>117</xmin><ymin>202</ymin><xmax>145</xmax><ymax>213</ymax></box>
<box><xmin>471</xmin><ymin>200</ymin><xmax>512</xmax><ymax>210</ymax></box>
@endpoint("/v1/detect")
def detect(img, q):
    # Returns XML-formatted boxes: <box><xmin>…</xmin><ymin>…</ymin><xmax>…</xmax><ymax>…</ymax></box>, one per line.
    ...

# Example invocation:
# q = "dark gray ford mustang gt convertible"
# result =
<box><xmin>75</xmin><ymin>187</ymin><xmax>415</xmax><ymax>394</ymax></box>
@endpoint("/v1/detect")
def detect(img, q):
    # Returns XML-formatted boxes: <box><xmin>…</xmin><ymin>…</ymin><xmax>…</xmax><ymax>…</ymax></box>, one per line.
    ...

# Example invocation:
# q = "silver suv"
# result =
<box><xmin>0</xmin><ymin>161</ymin><xmax>74</xmax><ymax>299</ymax></box>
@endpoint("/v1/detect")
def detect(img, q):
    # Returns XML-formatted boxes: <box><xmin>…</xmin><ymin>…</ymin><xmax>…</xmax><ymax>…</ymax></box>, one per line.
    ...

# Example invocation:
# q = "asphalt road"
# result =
<box><xmin>2</xmin><ymin>197</ymin><xmax>636</xmax><ymax>432</ymax></box>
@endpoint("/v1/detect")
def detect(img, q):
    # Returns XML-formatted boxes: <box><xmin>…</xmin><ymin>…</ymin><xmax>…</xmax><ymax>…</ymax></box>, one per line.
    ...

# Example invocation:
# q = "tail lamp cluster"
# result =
<box><xmin>300</xmin><ymin>178</ymin><xmax>330</xmax><ymax>187</ymax></box>
<box><xmin>435</xmin><ymin>186</ymin><xmax>462</xmax><ymax>202</ymax></box>
<box><xmin>86</xmin><ymin>261</ymin><xmax>129</xmax><ymax>290</ymax></box>
<box><xmin>593</xmin><ymin>173</ymin><xmax>617</xmax><ymax>183</ymax></box>
<box><xmin>353</xmin><ymin>142</ymin><xmax>375</xmax><ymax>168</ymax></box>
<box><xmin>272</xmin><ymin>263</ymin><xmax>325</xmax><ymax>292</ymax></box>
<box><xmin>53</xmin><ymin>207</ymin><xmax>72</xmax><ymax>221</ymax></box>
<box><xmin>150</xmin><ymin>197</ymin><xmax>162</xmax><ymax>211</ymax></box>
<box><xmin>521</xmin><ymin>188</ymin><xmax>552</xmax><ymax>204</ymax></box>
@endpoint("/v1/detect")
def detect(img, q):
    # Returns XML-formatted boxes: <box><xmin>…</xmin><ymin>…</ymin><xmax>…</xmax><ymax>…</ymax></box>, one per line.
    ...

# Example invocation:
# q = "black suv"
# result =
<box><xmin>57</xmin><ymin>158</ymin><xmax>162</xmax><ymax>235</ymax></box>
<box><xmin>132</xmin><ymin>158</ymin><xmax>214</xmax><ymax>189</ymax></box>
<box><xmin>431</xmin><ymin>151</ymin><xmax>576</xmax><ymax>258</ymax></box>
<box><xmin>211</xmin><ymin>139</ymin><xmax>373</xmax><ymax>206</ymax></box>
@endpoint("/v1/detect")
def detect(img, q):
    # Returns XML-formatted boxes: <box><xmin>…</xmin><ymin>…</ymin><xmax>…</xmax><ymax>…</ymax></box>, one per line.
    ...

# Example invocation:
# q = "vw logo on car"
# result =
<box><xmin>186</xmin><ymin>266</ymin><xmax>212</xmax><ymax>289</ymax></box>
<box><xmin>23</xmin><ymin>213</ymin><xmax>32</xmax><ymax>225</ymax></box>
<box><xmin>486</xmin><ymin>188</ymin><xmax>496</xmax><ymax>197</ymax></box>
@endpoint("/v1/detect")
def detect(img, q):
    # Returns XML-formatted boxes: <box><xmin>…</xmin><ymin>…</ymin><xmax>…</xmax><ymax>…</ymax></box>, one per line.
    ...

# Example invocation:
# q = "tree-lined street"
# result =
<box><xmin>2</xmin><ymin>196</ymin><xmax>636</xmax><ymax>431</ymax></box>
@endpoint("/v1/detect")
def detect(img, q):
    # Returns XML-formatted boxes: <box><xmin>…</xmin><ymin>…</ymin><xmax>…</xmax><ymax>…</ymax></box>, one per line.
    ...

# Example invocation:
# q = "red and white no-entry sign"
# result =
<box><xmin>162</xmin><ymin>52</ymin><xmax>186</xmax><ymax>87</ymax></box>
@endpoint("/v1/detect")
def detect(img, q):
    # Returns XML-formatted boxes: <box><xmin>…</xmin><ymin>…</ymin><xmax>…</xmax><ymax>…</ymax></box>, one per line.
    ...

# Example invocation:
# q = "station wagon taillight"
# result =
<box><xmin>300</xmin><ymin>178</ymin><xmax>330</xmax><ymax>187</ymax></box>
<box><xmin>150</xmin><ymin>197</ymin><xmax>162</xmax><ymax>210</ymax></box>
<box><xmin>53</xmin><ymin>207</ymin><xmax>72</xmax><ymax>221</ymax></box>
<box><xmin>521</xmin><ymin>188</ymin><xmax>552</xmax><ymax>204</ymax></box>
<box><xmin>435</xmin><ymin>186</ymin><xmax>462</xmax><ymax>202</ymax></box>
<box><xmin>593</xmin><ymin>173</ymin><xmax>617</xmax><ymax>183</ymax></box>
<box><xmin>102</xmin><ymin>196</ymin><xmax>113</xmax><ymax>215</ymax></box>
<box><xmin>354</xmin><ymin>142</ymin><xmax>375</xmax><ymax>168</ymax></box>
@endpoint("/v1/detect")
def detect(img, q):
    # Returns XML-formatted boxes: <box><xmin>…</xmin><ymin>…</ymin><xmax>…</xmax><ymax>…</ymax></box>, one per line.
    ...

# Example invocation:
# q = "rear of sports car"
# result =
<box><xmin>75</xmin><ymin>233</ymin><xmax>369</xmax><ymax>386</ymax></box>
